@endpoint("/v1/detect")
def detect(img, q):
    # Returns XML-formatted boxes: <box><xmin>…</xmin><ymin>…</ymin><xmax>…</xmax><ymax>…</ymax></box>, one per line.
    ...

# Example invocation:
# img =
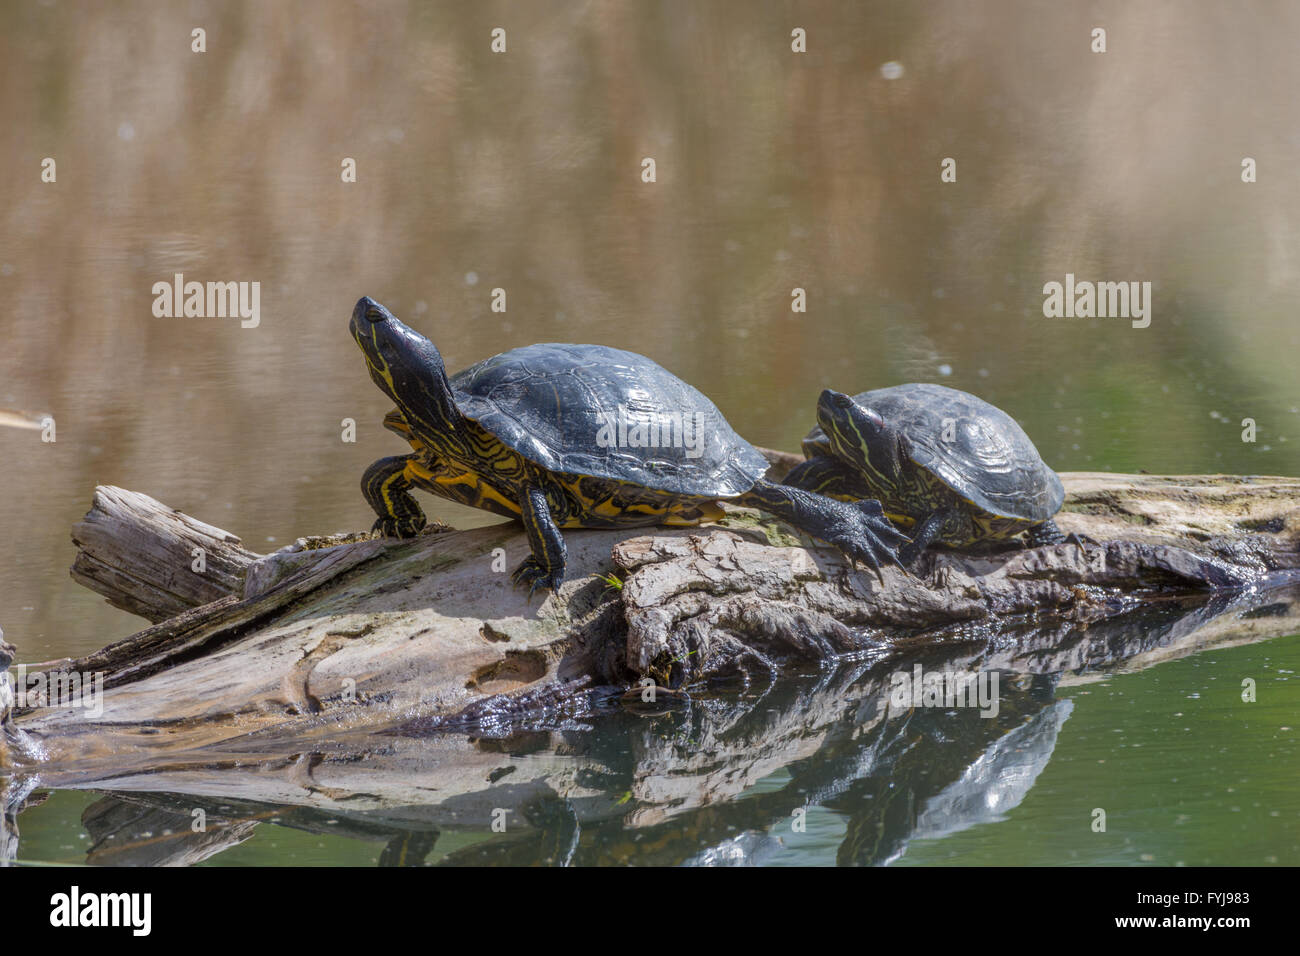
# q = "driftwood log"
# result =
<box><xmin>3</xmin><ymin>461</ymin><xmax>1299</xmax><ymax>778</ymax></box>
<box><xmin>4</xmin><ymin>583</ymin><xmax>1300</xmax><ymax>866</ymax></box>
<box><xmin>1</xmin><ymin>460</ymin><xmax>1299</xmax><ymax>864</ymax></box>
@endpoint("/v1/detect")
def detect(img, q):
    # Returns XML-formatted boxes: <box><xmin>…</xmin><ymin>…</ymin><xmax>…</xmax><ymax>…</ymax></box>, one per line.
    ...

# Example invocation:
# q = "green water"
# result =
<box><xmin>896</xmin><ymin>636</ymin><xmax>1300</xmax><ymax>867</ymax></box>
<box><xmin>9</xmin><ymin>627</ymin><xmax>1297</xmax><ymax>867</ymax></box>
<box><xmin>2</xmin><ymin>0</ymin><xmax>1299</xmax><ymax>866</ymax></box>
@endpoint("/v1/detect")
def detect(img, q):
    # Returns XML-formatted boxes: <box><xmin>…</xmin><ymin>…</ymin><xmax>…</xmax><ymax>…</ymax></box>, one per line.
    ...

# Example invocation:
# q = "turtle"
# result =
<box><xmin>349</xmin><ymin>296</ymin><xmax>908</xmax><ymax>595</ymax></box>
<box><xmin>783</xmin><ymin>383</ymin><xmax>1067</xmax><ymax>565</ymax></box>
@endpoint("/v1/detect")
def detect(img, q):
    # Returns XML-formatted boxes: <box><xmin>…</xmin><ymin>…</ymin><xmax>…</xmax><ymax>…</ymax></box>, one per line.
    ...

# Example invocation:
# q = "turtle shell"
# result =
<box><xmin>806</xmin><ymin>383</ymin><xmax>1063</xmax><ymax>521</ymax></box>
<box><xmin>450</xmin><ymin>343</ymin><xmax>769</xmax><ymax>498</ymax></box>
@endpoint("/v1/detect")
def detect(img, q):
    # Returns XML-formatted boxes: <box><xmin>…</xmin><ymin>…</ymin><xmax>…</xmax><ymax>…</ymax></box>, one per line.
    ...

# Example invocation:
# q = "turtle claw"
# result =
<box><xmin>1023</xmin><ymin>519</ymin><xmax>1093</xmax><ymax>550</ymax></box>
<box><xmin>862</xmin><ymin>553</ymin><xmax>884</xmax><ymax>586</ymax></box>
<box><xmin>510</xmin><ymin>557</ymin><xmax>563</xmax><ymax>601</ymax></box>
<box><xmin>372</xmin><ymin>514</ymin><xmax>427</xmax><ymax>539</ymax></box>
<box><xmin>828</xmin><ymin>498</ymin><xmax>908</xmax><ymax>583</ymax></box>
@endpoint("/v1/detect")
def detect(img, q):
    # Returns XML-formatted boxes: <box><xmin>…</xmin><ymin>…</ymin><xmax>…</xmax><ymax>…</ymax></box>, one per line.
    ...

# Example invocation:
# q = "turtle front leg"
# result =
<box><xmin>735</xmin><ymin>479</ymin><xmax>909</xmax><ymax>581</ymax></box>
<box><xmin>1024</xmin><ymin>518</ymin><xmax>1094</xmax><ymax>548</ymax></box>
<box><xmin>898</xmin><ymin>507</ymin><xmax>963</xmax><ymax>567</ymax></box>
<box><xmin>511</xmin><ymin>481</ymin><xmax>567</xmax><ymax>598</ymax></box>
<box><xmin>783</xmin><ymin>456</ymin><xmax>876</xmax><ymax>500</ymax></box>
<box><xmin>362</xmin><ymin>454</ymin><xmax>428</xmax><ymax>538</ymax></box>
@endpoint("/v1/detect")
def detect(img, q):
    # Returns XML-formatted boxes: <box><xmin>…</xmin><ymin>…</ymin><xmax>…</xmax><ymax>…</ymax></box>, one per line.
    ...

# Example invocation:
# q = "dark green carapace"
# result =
<box><xmin>784</xmin><ymin>383</ymin><xmax>1066</xmax><ymax>565</ymax></box>
<box><xmin>350</xmin><ymin>297</ymin><xmax>908</xmax><ymax>595</ymax></box>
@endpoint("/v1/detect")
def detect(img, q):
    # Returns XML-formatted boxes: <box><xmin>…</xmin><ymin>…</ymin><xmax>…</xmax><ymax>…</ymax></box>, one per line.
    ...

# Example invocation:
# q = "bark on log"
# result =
<box><xmin>3</xmin><ymin>469</ymin><xmax>1298</xmax><ymax>778</ymax></box>
<box><xmin>0</xmin><ymin>632</ymin><xmax>17</xmax><ymax>768</ymax></box>
<box><xmin>6</xmin><ymin>580</ymin><xmax>1298</xmax><ymax>867</ymax></box>
<box><xmin>69</xmin><ymin>486</ymin><xmax>259</xmax><ymax>623</ymax></box>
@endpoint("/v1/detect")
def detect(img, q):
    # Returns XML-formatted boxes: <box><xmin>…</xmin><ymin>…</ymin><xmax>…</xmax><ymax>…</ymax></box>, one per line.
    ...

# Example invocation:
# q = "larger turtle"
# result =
<box><xmin>350</xmin><ymin>297</ymin><xmax>907</xmax><ymax>594</ymax></box>
<box><xmin>784</xmin><ymin>383</ymin><xmax>1066</xmax><ymax>565</ymax></box>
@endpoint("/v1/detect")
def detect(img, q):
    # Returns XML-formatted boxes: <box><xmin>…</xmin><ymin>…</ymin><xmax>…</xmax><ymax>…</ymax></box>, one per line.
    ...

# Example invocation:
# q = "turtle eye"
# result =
<box><xmin>366</xmin><ymin>307</ymin><xmax>385</xmax><ymax>324</ymax></box>
<box><xmin>831</xmin><ymin>393</ymin><xmax>854</xmax><ymax>409</ymax></box>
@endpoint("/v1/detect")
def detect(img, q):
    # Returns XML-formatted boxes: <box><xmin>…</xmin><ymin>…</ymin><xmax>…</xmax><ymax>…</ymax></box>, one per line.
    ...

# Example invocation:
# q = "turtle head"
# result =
<box><xmin>816</xmin><ymin>389</ymin><xmax>903</xmax><ymax>488</ymax></box>
<box><xmin>350</xmin><ymin>296</ymin><xmax>461</xmax><ymax>438</ymax></box>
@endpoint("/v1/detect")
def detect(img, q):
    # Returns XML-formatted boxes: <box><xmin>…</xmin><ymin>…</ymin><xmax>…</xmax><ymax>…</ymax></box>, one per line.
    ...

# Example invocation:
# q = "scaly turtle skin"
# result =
<box><xmin>784</xmin><ymin>383</ymin><xmax>1066</xmax><ymax>565</ymax></box>
<box><xmin>350</xmin><ymin>297</ymin><xmax>908</xmax><ymax>595</ymax></box>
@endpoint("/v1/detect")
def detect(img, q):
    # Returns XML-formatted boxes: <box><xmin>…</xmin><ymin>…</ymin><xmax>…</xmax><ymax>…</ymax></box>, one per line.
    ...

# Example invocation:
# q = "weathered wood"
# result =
<box><xmin>0</xmin><ymin>633</ymin><xmax>17</xmax><ymax>768</ymax></box>
<box><xmin>3</xmin><ymin>474</ymin><xmax>1297</xmax><ymax>777</ymax></box>
<box><xmin>6</xmin><ymin>580</ymin><xmax>1297</xmax><ymax>868</ymax></box>
<box><xmin>0</xmin><ymin>632</ymin><xmax>44</xmax><ymax>775</ymax></box>
<box><xmin>611</xmin><ymin>472</ymin><xmax>1300</xmax><ymax>684</ymax></box>
<box><xmin>69</xmin><ymin>486</ymin><xmax>260</xmax><ymax>622</ymax></box>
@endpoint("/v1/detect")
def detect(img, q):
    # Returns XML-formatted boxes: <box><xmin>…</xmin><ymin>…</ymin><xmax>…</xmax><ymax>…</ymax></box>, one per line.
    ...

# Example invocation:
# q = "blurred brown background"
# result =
<box><xmin>2</xmin><ymin>0</ymin><xmax>1298</xmax><ymax>658</ymax></box>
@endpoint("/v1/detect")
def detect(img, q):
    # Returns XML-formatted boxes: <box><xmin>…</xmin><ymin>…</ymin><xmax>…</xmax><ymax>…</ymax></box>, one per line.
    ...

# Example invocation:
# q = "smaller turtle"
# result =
<box><xmin>784</xmin><ymin>383</ymin><xmax>1068</xmax><ymax>565</ymax></box>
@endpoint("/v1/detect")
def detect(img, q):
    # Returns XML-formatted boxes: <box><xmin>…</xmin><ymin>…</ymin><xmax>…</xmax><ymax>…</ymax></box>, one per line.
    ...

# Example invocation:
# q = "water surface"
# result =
<box><xmin>1</xmin><ymin>0</ymin><xmax>1297</xmax><ymax>865</ymax></box>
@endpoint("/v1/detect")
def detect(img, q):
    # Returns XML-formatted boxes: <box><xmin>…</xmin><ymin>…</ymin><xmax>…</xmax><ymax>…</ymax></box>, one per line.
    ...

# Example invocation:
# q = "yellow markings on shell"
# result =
<box><xmin>554</xmin><ymin>475</ymin><xmax>709</xmax><ymax>528</ymax></box>
<box><xmin>434</xmin><ymin>468</ymin><xmax>521</xmax><ymax>515</ymax></box>
<box><xmin>663</xmin><ymin>501</ymin><xmax>725</xmax><ymax>525</ymax></box>
<box><xmin>387</xmin><ymin>413</ymin><xmax>735</xmax><ymax>530</ymax></box>
<box><xmin>579</xmin><ymin>493</ymin><xmax>646</xmax><ymax>520</ymax></box>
